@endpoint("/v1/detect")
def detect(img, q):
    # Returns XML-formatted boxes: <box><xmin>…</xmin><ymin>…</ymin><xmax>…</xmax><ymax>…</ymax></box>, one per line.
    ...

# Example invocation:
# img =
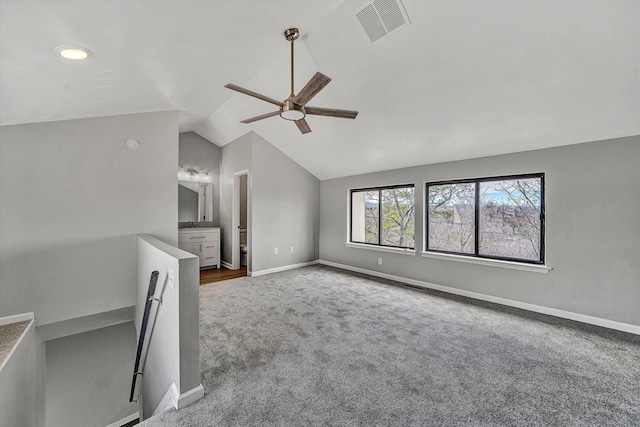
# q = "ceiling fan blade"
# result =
<box><xmin>305</xmin><ymin>106</ymin><xmax>359</xmax><ymax>119</ymax></box>
<box><xmin>224</xmin><ymin>84</ymin><xmax>284</xmax><ymax>107</ymax></box>
<box><xmin>240</xmin><ymin>111</ymin><xmax>281</xmax><ymax>124</ymax></box>
<box><xmin>292</xmin><ymin>72</ymin><xmax>332</xmax><ymax>106</ymax></box>
<box><xmin>295</xmin><ymin>118</ymin><xmax>312</xmax><ymax>134</ymax></box>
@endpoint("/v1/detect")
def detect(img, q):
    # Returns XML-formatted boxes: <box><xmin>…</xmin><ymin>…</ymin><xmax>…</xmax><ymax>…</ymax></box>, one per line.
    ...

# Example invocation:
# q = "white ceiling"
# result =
<box><xmin>1</xmin><ymin>0</ymin><xmax>638</xmax><ymax>180</ymax></box>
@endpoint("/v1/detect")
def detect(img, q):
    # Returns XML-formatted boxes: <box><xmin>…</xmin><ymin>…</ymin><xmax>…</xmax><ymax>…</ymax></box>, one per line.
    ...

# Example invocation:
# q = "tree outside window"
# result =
<box><xmin>351</xmin><ymin>185</ymin><xmax>415</xmax><ymax>249</ymax></box>
<box><xmin>427</xmin><ymin>174</ymin><xmax>544</xmax><ymax>263</ymax></box>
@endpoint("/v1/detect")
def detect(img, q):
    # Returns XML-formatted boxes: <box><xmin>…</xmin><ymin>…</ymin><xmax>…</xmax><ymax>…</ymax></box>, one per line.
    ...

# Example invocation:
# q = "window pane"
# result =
<box><xmin>351</xmin><ymin>191</ymin><xmax>366</xmax><ymax>242</ymax></box>
<box><xmin>479</xmin><ymin>178</ymin><xmax>542</xmax><ymax>261</ymax></box>
<box><xmin>364</xmin><ymin>191</ymin><xmax>380</xmax><ymax>244</ymax></box>
<box><xmin>428</xmin><ymin>183</ymin><xmax>476</xmax><ymax>254</ymax></box>
<box><xmin>381</xmin><ymin>187</ymin><xmax>415</xmax><ymax>248</ymax></box>
<box><xmin>351</xmin><ymin>190</ymin><xmax>380</xmax><ymax>244</ymax></box>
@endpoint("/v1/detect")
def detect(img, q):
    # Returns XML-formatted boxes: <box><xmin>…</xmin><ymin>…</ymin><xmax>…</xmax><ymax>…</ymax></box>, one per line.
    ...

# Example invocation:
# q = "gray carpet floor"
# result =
<box><xmin>139</xmin><ymin>265</ymin><xmax>640</xmax><ymax>426</ymax></box>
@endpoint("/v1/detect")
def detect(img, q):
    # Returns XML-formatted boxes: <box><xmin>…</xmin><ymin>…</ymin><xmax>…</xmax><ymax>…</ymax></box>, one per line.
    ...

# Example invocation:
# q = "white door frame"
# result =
<box><xmin>231</xmin><ymin>170</ymin><xmax>249</xmax><ymax>270</ymax></box>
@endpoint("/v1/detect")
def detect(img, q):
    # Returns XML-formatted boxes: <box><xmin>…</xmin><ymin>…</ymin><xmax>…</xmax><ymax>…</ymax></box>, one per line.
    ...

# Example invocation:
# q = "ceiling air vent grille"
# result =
<box><xmin>355</xmin><ymin>0</ymin><xmax>410</xmax><ymax>43</ymax></box>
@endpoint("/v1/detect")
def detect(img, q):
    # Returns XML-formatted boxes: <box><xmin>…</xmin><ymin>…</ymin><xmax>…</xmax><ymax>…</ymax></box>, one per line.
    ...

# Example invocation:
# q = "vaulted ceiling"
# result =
<box><xmin>1</xmin><ymin>0</ymin><xmax>638</xmax><ymax>179</ymax></box>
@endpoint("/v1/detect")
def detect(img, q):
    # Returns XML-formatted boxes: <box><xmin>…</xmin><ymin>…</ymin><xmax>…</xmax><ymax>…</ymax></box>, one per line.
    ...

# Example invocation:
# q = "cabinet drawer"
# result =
<box><xmin>179</xmin><ymin>234</ymin><xmax>207</xmax><ymax>244</ymax></box>
<box><xmin>202</xmin><ymin>244</ymin><xmax>217</xmax><ymax>258</ymax></box>
<box><xmin>201</xmin><ymin>255</ymin><xmax>218</xmax><ymax>266</ymax></box>
<box><xmin>178</xmin><ymin>230</ymin><xmax>219</xmax><ymax>244</ymax></box>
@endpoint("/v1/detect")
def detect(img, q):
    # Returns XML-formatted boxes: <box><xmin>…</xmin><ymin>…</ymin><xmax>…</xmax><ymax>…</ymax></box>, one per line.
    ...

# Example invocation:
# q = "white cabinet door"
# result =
<box><xmin>201</xmin><ymin>243</ymin><xmax>218</xmax><ymax>267</ymax></box>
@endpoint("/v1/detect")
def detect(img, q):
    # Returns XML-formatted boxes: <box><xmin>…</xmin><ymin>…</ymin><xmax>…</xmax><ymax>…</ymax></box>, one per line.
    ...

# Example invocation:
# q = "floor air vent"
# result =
<box><xmin>354</xmin><ymin>0</ymin><xmax>410</xmax><ymax>43</ymax></box>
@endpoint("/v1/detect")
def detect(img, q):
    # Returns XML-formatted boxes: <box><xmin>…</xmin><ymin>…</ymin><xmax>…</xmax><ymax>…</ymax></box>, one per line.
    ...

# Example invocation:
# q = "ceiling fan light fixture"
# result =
<box><xmin>280</xmin><ymin>110</ymin><xmax>305</xmax><ymax>121</ymax></box>
<box><xmin>55</xmin><ymin>45</ymin><xmax>90</xmax><ymax>60</ymax></box>
<box><xmin>280</xmin><ymin>99</ymin><xmax>305</xmax><ymax>121</ymax></box>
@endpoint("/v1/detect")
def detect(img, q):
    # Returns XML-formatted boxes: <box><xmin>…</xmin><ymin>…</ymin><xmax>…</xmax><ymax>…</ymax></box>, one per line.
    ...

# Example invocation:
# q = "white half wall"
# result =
<box><xmin>136</xmin><ymin>234</ymin><xmax>202</xmax><ymax>419</ymax></box>
<box><xmin>0</xmin><ymin>111</ymin><xmax>179</xmax><ymax>325</ymax></box>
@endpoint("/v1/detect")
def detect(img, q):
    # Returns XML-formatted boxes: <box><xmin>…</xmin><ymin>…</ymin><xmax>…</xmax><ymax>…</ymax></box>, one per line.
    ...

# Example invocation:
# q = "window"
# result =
<box><xmin>426</xmin><ymin>174</ymin><xmax>544</xmax><ymax>263</ymax></box>
<box><xmin>351</xmin><ymin>185</ymin><xmax>415</xmax><ymax>249</ymax></box>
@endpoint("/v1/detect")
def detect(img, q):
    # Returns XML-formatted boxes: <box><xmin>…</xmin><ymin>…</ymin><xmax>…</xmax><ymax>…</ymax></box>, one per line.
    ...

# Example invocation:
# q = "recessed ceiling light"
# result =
<box><xmin>55</xmin><ymin>45</ymin><xmax>90</xmax><ymax>60</ymax></box>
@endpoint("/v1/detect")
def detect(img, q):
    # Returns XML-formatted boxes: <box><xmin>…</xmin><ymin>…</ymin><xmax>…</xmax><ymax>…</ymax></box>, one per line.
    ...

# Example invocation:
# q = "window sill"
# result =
<box><xmin>420</xmin><ymin>251</ymin><xmax>552</xmax><ymax>273</ymax></box>
<box><xmin>345</xmin><ymin>242</ymin><xmax>417</xmax><ymax>256</ymax></box>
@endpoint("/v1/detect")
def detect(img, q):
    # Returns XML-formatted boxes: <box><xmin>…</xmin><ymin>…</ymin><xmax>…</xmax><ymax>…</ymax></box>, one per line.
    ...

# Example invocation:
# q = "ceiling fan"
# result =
<box><xmin>225</xmin><ymin>28</ymin><xmax>358</xmax><ymax>134</ymax></box>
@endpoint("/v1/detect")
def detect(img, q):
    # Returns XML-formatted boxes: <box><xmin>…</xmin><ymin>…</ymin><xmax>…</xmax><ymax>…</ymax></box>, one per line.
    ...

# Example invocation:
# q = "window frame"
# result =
<box><xmin>349</xmin><ymin>183</ymin><xmax>416</xmax><ymax>250</ymax></box>
<box><xmin>425</xmin><ymin>173</ymin><xmax>545</xmax><ymax>265</ymax></box>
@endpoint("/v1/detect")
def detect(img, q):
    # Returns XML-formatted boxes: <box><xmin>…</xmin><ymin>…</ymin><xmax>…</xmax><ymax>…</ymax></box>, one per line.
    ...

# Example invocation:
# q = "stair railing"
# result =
<box><xmin>130</xmin><ymin>270</ymin><xmax>160</xmax><ymax>402</ymax></box>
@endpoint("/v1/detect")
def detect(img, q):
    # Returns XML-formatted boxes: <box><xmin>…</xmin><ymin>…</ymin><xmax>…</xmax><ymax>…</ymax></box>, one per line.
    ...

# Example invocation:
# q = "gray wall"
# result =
<box><xmin>319</xmin><ymin>136</ymin><xmax>640</xmax><ymax>327</ymax></box>
<box><xmin>0</xmin><ymin>111</ymin><xmax>178</xmax><ymax>325</ymax></box>
<box><xmin>219</xmin><ymin>131</ymin><xmax>320</xmax><ymax>273</ymax></box>
<box><xmin>179</xmin><ymin>131</ymin><xmax>221</xmax><ymax>226</ymax></box>
<box><xmin>220</xmin><ymin>132</ymin><xmax>252</xmax><ymax>267</ymax></box>
<box><xmin>45</xmin><ymin>322</ymin><xmax>137</xmax><ymax>427</ymax></box>
<box><xmin>251</xmin><ymin>133</ymin><xmax>320</xmax><ymax>272</ymax></box>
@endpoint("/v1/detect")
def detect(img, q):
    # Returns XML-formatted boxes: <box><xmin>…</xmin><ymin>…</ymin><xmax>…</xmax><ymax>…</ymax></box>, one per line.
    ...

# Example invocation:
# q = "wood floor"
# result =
<box><xmin>200</xmin><ymin>266</ymin><xmax>247</xmax><ymax>285</ymax></box>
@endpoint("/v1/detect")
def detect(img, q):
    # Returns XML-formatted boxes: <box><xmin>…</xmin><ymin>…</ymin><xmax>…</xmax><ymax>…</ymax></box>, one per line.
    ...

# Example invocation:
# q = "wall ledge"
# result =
<box><xmin>319</xmin><ymin>260</ymin><xmax>640</xmax><ymax>335</ymax></box>
<box><xmin>36</xmin><ymin>306</ymin><xmax>134</xmax><ymax>341</ymax></box>
<box><xmin>421</xmin><ymin>251</ymin><xmax>551</xmax><ymax>273</ymax></box>
<box><xmin>345</xmin><ymin>242</ymin><xmax>416</xmax><ymax>256</ymax></box>
<box><xmin>0</xmin><ymin>312</ymin><xmax>34</xmax><ymax>326</ymax></box>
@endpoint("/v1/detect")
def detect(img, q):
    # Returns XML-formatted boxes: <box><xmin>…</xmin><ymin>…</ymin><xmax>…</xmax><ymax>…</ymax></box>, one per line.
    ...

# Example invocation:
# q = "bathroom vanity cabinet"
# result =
<box><xmin>178</xmin><ymin>228</ymin><xmax>220</xmax><ymax>269</ymax></box>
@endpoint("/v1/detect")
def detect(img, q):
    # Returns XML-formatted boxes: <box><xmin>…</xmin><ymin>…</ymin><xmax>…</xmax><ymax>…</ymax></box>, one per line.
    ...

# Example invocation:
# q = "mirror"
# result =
<box><xmin>179</xmin><ymin>181</ymin><xmax>213</xmax><ymax>222</ymax></box>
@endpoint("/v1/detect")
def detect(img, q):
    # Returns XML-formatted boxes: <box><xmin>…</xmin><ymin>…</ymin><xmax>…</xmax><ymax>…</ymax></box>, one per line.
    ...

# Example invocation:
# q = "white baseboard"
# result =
<box><xmin>319</xmin><ymin>260</ymin><xmax>640</xmax><ymax>335</ymax></box>
<box><xmin>250</xmin><ymin>260</ymin><xmax>319</xmax><ymax>277</ymax></box>
<box><xmin>176</xmin><ymin>384</ymin><xmax>204</xmax><ymax>408</ymax></box>
<box><xmin>105</xmin><ymin>412</ymin><xmax>139</xmax><ymax>427</ymax></box>
<box><xmin>221</xmin><ymin>260</ymin><xmax>233</xmax><ymax>269</ymax></box>
<box><xmin>152</xmin><ymin>383</ymin><xmax>204</xmax><ymax>417</ymax></box>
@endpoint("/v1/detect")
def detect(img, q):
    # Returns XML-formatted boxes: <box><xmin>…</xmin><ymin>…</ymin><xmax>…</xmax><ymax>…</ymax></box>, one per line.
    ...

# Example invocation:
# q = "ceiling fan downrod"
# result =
<box><xmin>284</xmin><ymin>28</ymin><xmax>299</xmax><ymax>98</ymax></box>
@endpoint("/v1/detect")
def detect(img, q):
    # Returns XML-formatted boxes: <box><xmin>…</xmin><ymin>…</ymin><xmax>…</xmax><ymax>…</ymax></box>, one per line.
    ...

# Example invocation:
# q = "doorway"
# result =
<box><xmin>232</xmin><ymin>171</ymin><xmax>249</xmax><ymax>273</ymax></box>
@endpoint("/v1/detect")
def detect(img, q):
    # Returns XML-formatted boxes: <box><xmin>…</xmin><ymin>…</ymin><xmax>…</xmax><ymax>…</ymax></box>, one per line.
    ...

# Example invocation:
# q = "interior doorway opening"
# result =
<box><xmin>232</xmin><ymin>170</ymin><xmax>249</xmax><ymax>273</ymax></box>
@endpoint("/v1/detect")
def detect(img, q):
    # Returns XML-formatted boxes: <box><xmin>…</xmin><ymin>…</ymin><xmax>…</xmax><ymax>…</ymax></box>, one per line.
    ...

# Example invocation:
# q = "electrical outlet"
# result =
<box><xmin>274</xmin><ymin>247</ymin><xmax>278</xmax><ymax>255</ymax></box>
<box><xmin>290</xmin><ymin>246</ymin><xmax>294</xmax><ymax>253</ymax></box>
<box><xmin>378</xmin><ymin>258</ymin><xmax>383</xmax><ymax>265</ymax></box>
